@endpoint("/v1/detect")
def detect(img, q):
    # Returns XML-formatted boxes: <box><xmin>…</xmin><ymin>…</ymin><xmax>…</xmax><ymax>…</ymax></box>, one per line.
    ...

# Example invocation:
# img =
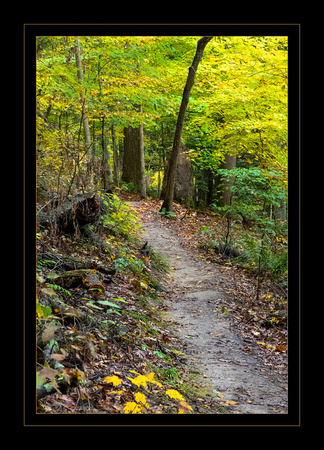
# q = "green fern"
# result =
<box><xmin>45</xmin><ymin>283</ymin><xmax>72</xmax><ymax>296</ymax></box>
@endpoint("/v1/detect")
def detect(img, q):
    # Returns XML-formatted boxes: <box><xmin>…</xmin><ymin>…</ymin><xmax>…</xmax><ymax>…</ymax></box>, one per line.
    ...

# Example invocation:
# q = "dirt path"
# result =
<box><xmin>131</xmin><ymin>203</ymin><xmax>287</xmax><ymax>414</ymax></box>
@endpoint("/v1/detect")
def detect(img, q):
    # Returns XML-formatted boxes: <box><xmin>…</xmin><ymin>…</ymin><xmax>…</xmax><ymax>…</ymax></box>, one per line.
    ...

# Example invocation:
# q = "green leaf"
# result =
<box><xmin>86</xmin><ymin>301</ymin><xmax>103</xmax><ymax>310</ymax></box>
<box><xmin>113</xmin><ymin>297</ymin><xmax>127</xmax><ymax>303</ymax></box>
<box><xmin>96</xmin><ymin>300</ymin><xmax>121</xmax><ymax>308</ymax></box>
<box><xmin>46</xmin><ymin>272</ymin><xmax>60</xmax><ymax>279</ymax></box>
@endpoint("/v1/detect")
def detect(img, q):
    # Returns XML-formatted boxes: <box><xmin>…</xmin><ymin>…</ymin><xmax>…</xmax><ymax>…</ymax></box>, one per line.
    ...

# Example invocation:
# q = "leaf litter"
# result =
<box><xmin>37</xmin><ymin>191</ymin><xmax>287</xmax><ymax>414</ymax></box>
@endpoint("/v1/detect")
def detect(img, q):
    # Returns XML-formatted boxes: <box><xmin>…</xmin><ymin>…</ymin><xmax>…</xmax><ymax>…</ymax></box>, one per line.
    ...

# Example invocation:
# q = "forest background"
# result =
<box><xmin>36</xmin><ymin>35</ymin><xmax>287</xmax><ymax>198</ymax></box>
<box><xmin>36</xmin><ymin>34</ymin><xmax>288</xmax><ymax>283</ymax></box>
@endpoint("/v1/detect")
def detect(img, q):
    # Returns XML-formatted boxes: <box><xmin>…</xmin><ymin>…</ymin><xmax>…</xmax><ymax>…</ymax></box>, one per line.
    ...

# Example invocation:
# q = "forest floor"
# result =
<box><xmin>36</xmin><ymin>190</ymin><xmax>287</xmax><ymax>415</ymax></box>
<box><xmin>125</xmin><ymin>193</ymin><xmax>287</xmax><ymax>414</ymax></box>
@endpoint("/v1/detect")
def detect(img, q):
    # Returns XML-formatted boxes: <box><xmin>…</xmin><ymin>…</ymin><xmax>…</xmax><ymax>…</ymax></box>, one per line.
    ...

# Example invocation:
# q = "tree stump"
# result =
<box><xmin>56</xmin><ymin>269</ymin><xmax>106</xmax><ymax>296</ymax></box>
<box><xmin>37</xmin><ymin>193</ymin><xmax>102</xmax><ymax>235</ymax></box>
<box><xmin>161</xmin><ymin>145</ymin><xmax>195</xmax><ymax>205</ymax></box>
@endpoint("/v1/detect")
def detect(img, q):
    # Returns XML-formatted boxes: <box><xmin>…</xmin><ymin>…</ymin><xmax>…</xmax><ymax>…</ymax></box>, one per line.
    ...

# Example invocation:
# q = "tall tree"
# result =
<box><xmin>74</xmin><ymin>37</ymin><xmax>91</xmax><ymax>151</ymax></box>
<box><xmin>121</xmin><ymin>61</ymin><xmax>146</xmax><ymax>198</ymax></box>
<box><xmin>216</xmin><ymin>152</ymin><xmax>237</xmax><ymax>207</ymax></box>
<box><xmin>122</xmin><ymin>118</ymin><xmax>146</xmax><ymax>198</ymax></box>
<box><xmin>160</xmin><ymin>36</ymin><xmax>213</xmax><ymax>212</ymax></box>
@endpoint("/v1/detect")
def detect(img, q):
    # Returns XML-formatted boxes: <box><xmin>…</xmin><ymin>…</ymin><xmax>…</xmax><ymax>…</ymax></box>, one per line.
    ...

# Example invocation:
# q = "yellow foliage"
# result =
<box><xmin>127</xmin><ymin>374</ymin><xmax>148</xmax><ymax>388</ymax></box>
<box><xmin>123</xmin><ymin>401</ymin><xmax>143</xmax><ymax>414</ymax></box>
<box><xmin>127</xmin><ymin>371</ymin><xmax>163</xmax><ymax>388</ymax></box>
<box><xmin>165</xmin><ymin>389</ymin><xmax>184</xmax><ymax>401</ymax></box>
<box><xmin>146</xmin><ymin>372</ymin><xmax>163</xmax><ymax>387</ymax></box>
<box><xmin>179</xmin><ymin>400</ymin><xmax>193</xmax><ymax>412</ymax></box>
<box><xmin>134</xmin><ymin>392</ymin><xmax>149</xmax><ymax>408</ymax></box>
<box><xmin>103</xmin><ymin>375</ymin><xmax>122</xmax><ymax>386</ymax></box>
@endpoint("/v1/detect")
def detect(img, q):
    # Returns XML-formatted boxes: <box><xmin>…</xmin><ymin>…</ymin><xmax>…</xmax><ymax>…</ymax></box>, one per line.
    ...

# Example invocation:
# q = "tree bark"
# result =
<box><xmin>122</xmin><ymin>126</ymin><xmax>142</xmax><ymax>186</ymax></box>
<box><xmin>75</xmin><ymin>37</ymin><xmax>91</xmax><ymax>150</ymax></box>
<box><xmin>216</xmin><ymin>152</ymin><xmax>237</xmax><ymax>207</ymax></box>
<box><xmin>138</xmin><ymin>107</ymin><xmax>146</xmax><ymax>198</ymax></box>
<box><xmin>161</xmin><ymin>145</ymin><xmax>195</xmax><ymax>205</ymax></box>
<box><xmin>160</xmin><ymin>36</ymin><xmax>213</xmax><ymax>212</ymax></box>
<box><xmin>111</xmin><ymin>124</ymin><xmax>119</xmax><ymax>186</ymax></box>
<box><xmin>122</xmin><ymin>117</ymin><xmax>146</xmax><ymax>198</ymax></box>
<box><xmin>101</xmin><ymin>117</ymin><xmax>110</xmax><ymax>189</ymax></box>
<box><xmin>37</xmin><ymin>194</ymin><xmax>101</xmax><ymax>235</ymax></box>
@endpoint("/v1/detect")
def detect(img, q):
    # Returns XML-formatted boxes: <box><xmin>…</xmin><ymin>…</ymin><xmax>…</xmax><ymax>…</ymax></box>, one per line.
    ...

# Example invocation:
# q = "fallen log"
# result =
<box><xmin>58</xmin><ymin>194</ymin><xmax>101</xmax><ymax>234</ymax></box>
<box><xmin>37</xmin><ymin>193</ymin><xmax>101</xmax><ymax>235</ymax></box>
<box><xmin>37</xmin><ymin>251</ymin><xmax>116</xmax><ymax>276</ymax></box>
<box><xmin>56</xmin><ymin>269</ymin><xmax>107</xmax><ymax>296</ymax></box>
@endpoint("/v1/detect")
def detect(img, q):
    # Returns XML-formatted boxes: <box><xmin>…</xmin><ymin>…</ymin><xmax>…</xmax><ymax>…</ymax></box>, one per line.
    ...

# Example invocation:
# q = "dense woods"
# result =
<box><xmin>37</xmin><ymin>34</ymin><xmax>287</xmax><ymax>282</ymax></box>
<box><xmin>35</xmin><ymin>34</ymin><xmax>288</xmax><ymax>415</ymax></box>
<box><xmin>37</xmin><ymin>35</ymin><xmax>287</xmax><ymax>203</ymax></box>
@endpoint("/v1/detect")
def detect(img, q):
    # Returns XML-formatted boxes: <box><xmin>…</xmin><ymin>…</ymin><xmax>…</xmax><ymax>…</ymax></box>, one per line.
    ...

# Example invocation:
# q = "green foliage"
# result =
<box><xmin>36</xmin><ymin>36</ymin><xmax>287</xmax><ymax>200</ymax></box>
<box><xmin>45</xmin><ymin>283</ymin><xmax>72</xmax><ymax>297</ymax></box>
<box><xmin>36</xmin><ymin>298</ymin><xmax>52</xmax><ymax>318</ymax></box>
<box><xmin>101</xmin><ymin>194</ymin><xmax>141</xmax><ymax>238</ymax></box>
<box><xmin>210</xmin><ymin>166</ymin><xmax>287</xmax><ymax>282</ymax></box>
<box><xmin>216</xmin><ymin>166</ymin><xmax>287</xmax><ymax>221</ymax></box>
<box><xmin>158</xmin><ymin>208</ymin><xmax>175</xmax><ymax>219</ymax></box>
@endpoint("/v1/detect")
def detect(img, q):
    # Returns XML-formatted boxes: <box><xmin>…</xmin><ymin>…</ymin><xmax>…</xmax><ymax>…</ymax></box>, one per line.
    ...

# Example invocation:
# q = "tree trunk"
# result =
<box><xmin>122</xmin><ymin>120</ymin><xmax>146</xmax><ymax>198</ymax></box>
<box><xmin>216</xmin><ymin>153</ymin><xmax>237</xmax><ymax>207</ymax></box>
<box><xmin>101</xmin><ymin>117</ymin><xmax>110</xmax><ymax>189</ymax></box>
<box><xmin>161</xmin><ymin>145</ymin><xmax>195</xmax><ymax>205</ymax></box>
<box><xmin>112</xmin><ymin>124</ymin><xmax>119</xmax><ymax>186</ymax></box>
<box><xmin>121</xmin><ymin>60</ymin><xmax>146</xmax><ymax>197</ymax></box>
<box><xmin>160</xmin><ymin>36</ymin><xmax>213</xmax><ymax>212</ymax></box>
<box><xmin>138</xmin><ymin>107</ymin><xmax>146</xmax><ymax>198</ymax></box>
<box><xmin>37</xmin><ymin>194</ymin><xmax>102</xmax><ymax>235</ymax></box>
<box><xmin>122</xmin><ymin>126</ymin><xmax>141</xmax><ymax>185</ymax></box>
<box><xmin>75</xmin><ymin>37</ymin><xmax>91</xmax><ymax>151</ymax></box>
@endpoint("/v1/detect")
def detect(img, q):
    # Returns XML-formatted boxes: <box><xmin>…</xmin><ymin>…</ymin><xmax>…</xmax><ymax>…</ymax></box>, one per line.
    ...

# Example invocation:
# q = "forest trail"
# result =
<box><xmin>129</xmin><ymin>201</ymin><xmax>287</xmax><ymax>414</ymax></box>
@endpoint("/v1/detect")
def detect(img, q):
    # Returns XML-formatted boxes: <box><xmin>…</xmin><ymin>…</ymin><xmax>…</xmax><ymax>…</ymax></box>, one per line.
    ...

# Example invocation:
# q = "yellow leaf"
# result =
<box><xmin>220</xmin><ymin>400</ymin><xmax>237</xmax><ymax>406</ymax></box>
<box><xmin>165</xmin><ymin>389</ymin><xmax>184</xmax><ymax>401</ymax></box>
<box><xmin>123</xmin><ymin>401</ymin><xmax>143</xmax><ymax>414</ymax></box>
<box><xmin>257</xmin><ymin>342</ymin><xmax>266</xmax><ymax>346</ymax></box>
<box><xmin>179</xmin><ymin>400</ymin><xmax>193</xmax><ymax>412</ymax></box>
<box><xmin>134</xmin><ymin>392</ymin><xmax>149</xmax><ymax>408</ymax></box>
<box><xmin>146</xmin><ymin>372</ymin><xmax>163</xmax><ymax>387</ymax></box>
<box><xmin>103</xmin><ymin>375</ymin><xmax>122</xmax><ymax>386</ymax></box>
<box><xmin>127</xmin><ymin>374</ymin><xmax>148</xmax><ymax>388</ymax></box>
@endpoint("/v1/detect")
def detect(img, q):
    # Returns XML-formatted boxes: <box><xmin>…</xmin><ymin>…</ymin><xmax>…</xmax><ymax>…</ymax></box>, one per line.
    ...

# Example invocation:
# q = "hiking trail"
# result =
<box><xmin>130</xmin><ymin>201</ymin><xmax>287</xmax><ymax>414</ymax></box>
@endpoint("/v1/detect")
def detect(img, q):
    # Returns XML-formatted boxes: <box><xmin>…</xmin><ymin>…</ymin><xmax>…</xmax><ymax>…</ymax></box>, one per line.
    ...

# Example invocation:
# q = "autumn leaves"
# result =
<box><xmin>102</xmin><ymin>370</ymin><xmax>193</xmax><ymax>414</ymax></box>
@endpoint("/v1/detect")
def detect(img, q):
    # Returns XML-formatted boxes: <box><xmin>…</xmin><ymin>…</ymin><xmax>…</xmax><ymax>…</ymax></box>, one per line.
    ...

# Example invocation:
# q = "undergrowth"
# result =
<box><xmin>36</xmin><ymin>191</ymin><xmax>208</xmax><ymax>414</ymax></box>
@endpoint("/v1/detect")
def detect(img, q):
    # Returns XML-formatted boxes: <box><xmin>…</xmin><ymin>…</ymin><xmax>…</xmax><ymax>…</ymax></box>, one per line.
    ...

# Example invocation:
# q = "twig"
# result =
<box><xmin>37</xmin><ymin>199</ymin><xmax>53</xmax><ymax>216</ymax></box>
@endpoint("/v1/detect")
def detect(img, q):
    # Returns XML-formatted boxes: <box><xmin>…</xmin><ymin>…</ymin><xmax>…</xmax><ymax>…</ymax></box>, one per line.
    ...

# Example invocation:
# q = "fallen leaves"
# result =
<box><xmin>103</xmin><ymin>375</ymin><xmax>122</xmax><ymax>386</ymax></box>
<box><xmin>41</xmin><ymin>322</ymin><xmax>60</xmax><ymax>342</ymax></box>
<box><xmin>165</xmin><ymin>389</ymin><xmax>184</xmax><ymax>401</ymax></box>
<box><xmin>219</xmin><ymin>400</ymin><xmax>238</xmax><ymax>406</ymax></box>
<box><xmin>37</xmin><ymin>191</ymin><xmax>287</xmax><ymax>414</ymax></box>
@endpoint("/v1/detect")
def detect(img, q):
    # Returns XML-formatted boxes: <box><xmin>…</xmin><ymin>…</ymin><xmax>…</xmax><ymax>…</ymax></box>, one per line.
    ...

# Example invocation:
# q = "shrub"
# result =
<box><xmin>100</xmin><ymin>194</ymin><xmax>141</xmax><ymax>239</ymax></box>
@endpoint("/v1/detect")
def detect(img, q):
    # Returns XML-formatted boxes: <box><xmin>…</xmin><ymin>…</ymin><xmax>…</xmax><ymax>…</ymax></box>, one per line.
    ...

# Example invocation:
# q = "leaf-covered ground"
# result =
<box><xmin>36</xmin><ymin>191</ymin><xmax>287</xmax><ymax>414</ymax></box>
<box><xmin>122</xmin><ymin>190</ymin><xmax>287</xmax><ymax>378</ymax></box>
<box><xmin>37</xmin><ymin>193</ymin><xmax>221</xmax><ymax>414</ymax></box>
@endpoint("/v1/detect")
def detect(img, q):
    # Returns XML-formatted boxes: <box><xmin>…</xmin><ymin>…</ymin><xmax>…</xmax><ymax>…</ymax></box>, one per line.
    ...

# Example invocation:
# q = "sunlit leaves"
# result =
<box><xmin>103</xmin><ymin>375</ymin><xmax>122</xmax><ymax>386</ymax></box>
<box><xmin>123</xmin><ymin>401</ymin><xmax>144</xmax><ymax>414</ymax></box>
<box><xmin>165</xmin><ymin>389</ymin><xmax>184</xmax><ymax>400</ymax></box>
<box><xmin>187</xmin><ymin>36</ymin><xmax>287</xmax><ymax>168</ymax></box>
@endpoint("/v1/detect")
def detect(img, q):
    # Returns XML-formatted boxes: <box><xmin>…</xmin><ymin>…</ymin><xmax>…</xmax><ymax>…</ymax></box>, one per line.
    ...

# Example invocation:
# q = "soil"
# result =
<box><xmin>130</xmin><ymin>202</ymin><xmax>287</xmax><ymax>414</ymax></box>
